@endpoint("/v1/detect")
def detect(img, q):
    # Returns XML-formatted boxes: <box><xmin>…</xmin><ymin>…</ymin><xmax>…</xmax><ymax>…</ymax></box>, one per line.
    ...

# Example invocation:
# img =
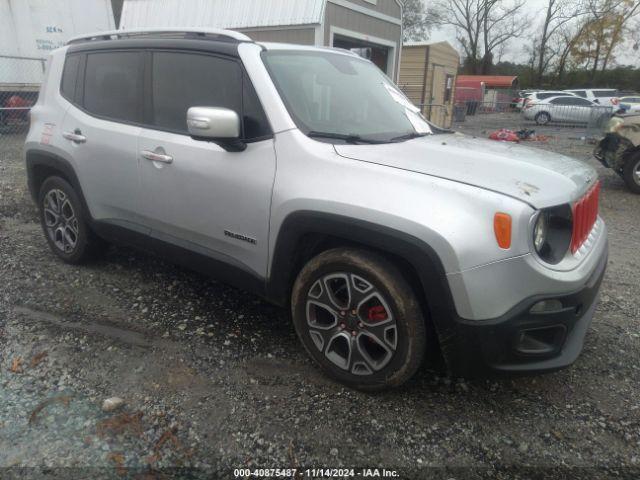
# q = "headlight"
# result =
<box><xmin>533</xmin><ymin>213</ymin><xmax>547</xmax><ymax>252</ymax></box>
<box><xmin>532</xmin><ymin>205</ymin><xmax>573</xmax><ymax>264</ymax></box>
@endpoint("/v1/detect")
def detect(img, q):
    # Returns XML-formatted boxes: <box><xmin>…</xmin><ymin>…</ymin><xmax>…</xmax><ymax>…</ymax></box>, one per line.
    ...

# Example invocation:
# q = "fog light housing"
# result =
<box><xmin>515</xmin><ymin>325</ymin><xmax>566</xmax><ymax>356</ymax></box>
<box><xmin>529</xmin><ymin>299</ymin><xmax>563</xmax><ymax>314</ymax></box>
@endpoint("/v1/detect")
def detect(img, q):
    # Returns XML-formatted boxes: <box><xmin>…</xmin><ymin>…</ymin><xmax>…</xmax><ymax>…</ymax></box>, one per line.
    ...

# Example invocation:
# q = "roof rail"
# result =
<box><xmin>66</xmin><ymin>27</ymin><xmax>252</xmax><ymax>45</ymax></box>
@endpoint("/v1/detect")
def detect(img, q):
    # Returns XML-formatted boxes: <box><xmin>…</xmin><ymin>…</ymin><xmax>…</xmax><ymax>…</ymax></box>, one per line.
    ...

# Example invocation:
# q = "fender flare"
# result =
<box><xmin>25</xmin><ymin>148</ymin><xmax>91</xmax><ymax>217</ymax></box>
<box><xmin>266</xmin><ymin>211</ymin><xmax>458</xmax><ymax>338</ymax></box>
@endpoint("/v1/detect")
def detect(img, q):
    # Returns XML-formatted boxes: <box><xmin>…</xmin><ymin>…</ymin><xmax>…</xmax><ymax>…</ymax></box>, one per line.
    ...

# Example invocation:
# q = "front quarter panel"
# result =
<box><xmin>268</xmin><ymin>129</ymin><xmax>536</xmax><ymax>312</ymax></box>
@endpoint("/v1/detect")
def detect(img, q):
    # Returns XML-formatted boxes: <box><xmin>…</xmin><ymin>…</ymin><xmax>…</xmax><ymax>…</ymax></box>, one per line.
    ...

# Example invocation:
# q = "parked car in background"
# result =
<box><xmin>564</xmin><ymin>89</ymin><xmax>619</xmax><ymax>106</ymax></box>
<box><xmin>594</xmin><ymin>112</ymin><xmax>640</xmax><ymax>193</ymax></box>
<box><xmin>617</xmin><ymin>96</ymin><xmax>640</xmax><ymax>113</ymax></box>
<box><xmin>523</xmin><ymin>95</ymin><xmax>604</xmax><ymax>125</ymax></box>
<box><xmin>511</xmin><ymin>90</ymin><xmax>535</xmax><ymax>110</ymax></box>
<box><xmin>0</xmin><ymin>94</ymin><xmax>35</xmax><ymax>125</ymax></box>
<box><xmin>523</xmin><ymin>91</ymin><xmax>577</xmax><ymax>108</ymax></box>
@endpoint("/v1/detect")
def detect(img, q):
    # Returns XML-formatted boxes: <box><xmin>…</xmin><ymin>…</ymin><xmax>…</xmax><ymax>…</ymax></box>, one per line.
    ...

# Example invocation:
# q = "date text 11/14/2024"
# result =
<box><xmin>233</xmin><ymin>468</ymin><xmax>400</xmax><ymax>478</ymax></box>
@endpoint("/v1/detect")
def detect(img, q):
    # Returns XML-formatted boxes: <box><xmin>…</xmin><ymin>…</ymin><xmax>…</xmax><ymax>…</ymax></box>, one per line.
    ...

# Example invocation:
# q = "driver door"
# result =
<box><xmin>138</xmin><ymin>50</ymin><xmax>275</xmax><ymax>279</ymax></box>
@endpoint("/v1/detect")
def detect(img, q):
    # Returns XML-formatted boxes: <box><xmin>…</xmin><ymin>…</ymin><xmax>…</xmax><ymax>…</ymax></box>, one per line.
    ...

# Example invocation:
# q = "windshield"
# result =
<box><xmin>262</xmin><ymin>50</ymin><xmax>433</xmax><ymax>143</ymax></box>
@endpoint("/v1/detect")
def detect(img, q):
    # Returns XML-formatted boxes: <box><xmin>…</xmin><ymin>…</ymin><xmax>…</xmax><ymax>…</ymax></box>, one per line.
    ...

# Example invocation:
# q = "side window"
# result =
<box><xmin>570</xmin><ymin>90</ymin><xmax>587</xmax><ymax>98</ymax></box>
<box><xmin>243</xmin><ymin>76</ymin><xmax>272</xmax><ymax>140</ymax></box>
<box><xmin>84</xmin><ymin>51</ymin><xmax>143</xmax><ymax>122</ymax></box>
<box><xmin>551</xmin><ymin>97</ymin><xmax>571</xmax><ymax>105</ymax></box>
<box><xmin>443</xmin><ymin>74</ymin><xmax>454</xmax><ymax>102</ymax></box>
<box><xmin>60</xmin><ymin>54</ymin><xmax>80</xmax><ymax>101</ymax></box>
<box><xmin>151</xmin><ymin>52</ymin><xmax>241</xmax><ymax>134</ymax></box>
<box><xmin>593</xmin><ymin>90</ymin><xmax>616</xmax><ymax>98</ymax></box>
<box><xmin>561</xmin><ymin>97</ymin><xmax>592</xmax><ymax>106</ymax></box>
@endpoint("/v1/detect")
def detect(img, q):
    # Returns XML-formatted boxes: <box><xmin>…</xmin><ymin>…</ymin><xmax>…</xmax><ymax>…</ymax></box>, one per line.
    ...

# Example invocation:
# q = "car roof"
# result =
<box><xmin>542</xmin><ymin>95</ymin><xmax>591</xmax><ymax>102</ymax></box>
<box><xmin>532</xmin><ymin>90</ymin><xmax>573</xmax><ymax>94</ymax></box>
<box><xmin>257</xmin><ymin>42</ymin><xmax>362</xmax><ymax>57</ymax></box>
<box><xmin>565</xmin><ymin>88</ymin><xmax>616</xmax><ymax>92</ymax></box>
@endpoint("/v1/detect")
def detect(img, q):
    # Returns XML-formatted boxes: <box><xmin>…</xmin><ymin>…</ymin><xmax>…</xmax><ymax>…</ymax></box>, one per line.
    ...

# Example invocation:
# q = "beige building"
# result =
<box><xmin>119</xmin><ymin>0</ymin><xmax>403</xmax><ymax>79</ymax></box>
<box><xmin>398</xmin><ymin>41</ymin><xmax>460</xmax><ymax>128</ymax></box>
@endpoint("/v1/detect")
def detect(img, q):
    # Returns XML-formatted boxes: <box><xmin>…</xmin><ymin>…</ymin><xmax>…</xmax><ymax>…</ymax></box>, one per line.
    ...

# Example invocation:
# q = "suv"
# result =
<box><xmin>564</xmin><ymin>89</ymin><xmax>619</xmax><ymax>107</ymax></box>
<box><xmin>25</xmin><ymin>29</ymin><xmax>609</xmax><ymax>390</ymax></box>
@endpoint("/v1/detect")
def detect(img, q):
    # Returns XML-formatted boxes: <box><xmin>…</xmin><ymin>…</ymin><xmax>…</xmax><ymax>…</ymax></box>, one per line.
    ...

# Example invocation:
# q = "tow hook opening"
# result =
<box><xmin>514</xmin><ymin>325</ymin><xmax>567</xmax><ymax>356</ymax></box>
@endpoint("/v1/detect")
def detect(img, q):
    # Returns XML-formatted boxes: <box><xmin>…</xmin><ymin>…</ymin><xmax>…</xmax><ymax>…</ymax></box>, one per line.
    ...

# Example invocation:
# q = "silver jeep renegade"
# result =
<box><xmin>25</xmin><ymin>28</ymin><xmax>608</xmax><ymax>390</ymax></box>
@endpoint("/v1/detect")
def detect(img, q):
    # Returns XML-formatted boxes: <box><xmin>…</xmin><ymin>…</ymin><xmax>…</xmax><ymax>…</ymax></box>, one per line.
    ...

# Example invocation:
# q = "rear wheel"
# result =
<box><xmin>291</xmin><ymin>248</ymin><xmax>427</xmax><ymax>391</ymax></box>
<box><xmin>535</xmin><ymin>111</ymin><xmax>551</xmax><ymax>125</ymax></box>
<box><xmin>622</xmin><ymin>154</ymin><xmax>640</xmax><ymax>194</ymax></box>
<box><xmin>38</xmin><ymin>176</ymin><xmax>106</xmax><ymax>263</ymax></box>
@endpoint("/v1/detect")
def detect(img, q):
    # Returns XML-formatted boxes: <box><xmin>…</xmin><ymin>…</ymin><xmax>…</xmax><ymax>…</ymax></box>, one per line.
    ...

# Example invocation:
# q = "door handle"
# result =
<box><xmin>62</xmin><ymin>130</ymin><xmax>86</xmax><ymax>144</ymax></box>
<box><xmin>141</xmin><ymin>150</ymin><xmax>173</xmax><ymax>164</ymax></box>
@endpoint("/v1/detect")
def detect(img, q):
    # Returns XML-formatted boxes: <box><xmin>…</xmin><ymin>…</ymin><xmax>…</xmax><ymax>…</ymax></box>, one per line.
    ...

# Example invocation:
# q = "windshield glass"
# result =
<box><xmin>262</xmin><ymin>50</ymin><xmax>433</xmax><ymax>142</ymax></box>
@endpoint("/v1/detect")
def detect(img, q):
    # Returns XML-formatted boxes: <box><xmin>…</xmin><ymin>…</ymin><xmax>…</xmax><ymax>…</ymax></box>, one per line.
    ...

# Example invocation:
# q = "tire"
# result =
<box><xmin>291</xmin><ymin>248</ymin><xmax>427</xmax><ymax>391</ymax></box>
<box><xmin>622</xmin><ymin>154</ymin><xmax>640</xmax><ymax>194</ymax></box>
<box><xmin>38</xmin><ymin>176</ymin><xmax>106</xmax><ymax>263</ymax></box>
<box><xmin>535</xmin><ymin>112</ymin><xmax>551</xmax><ymax>125</ymax></box>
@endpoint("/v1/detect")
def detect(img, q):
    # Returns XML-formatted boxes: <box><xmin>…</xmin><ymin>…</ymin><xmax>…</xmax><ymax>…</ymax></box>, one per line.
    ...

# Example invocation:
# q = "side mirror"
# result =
<box><xmin>187</xmin><ymin>106</ymin><xmax>246</xmax><ymax>152</ymax></box>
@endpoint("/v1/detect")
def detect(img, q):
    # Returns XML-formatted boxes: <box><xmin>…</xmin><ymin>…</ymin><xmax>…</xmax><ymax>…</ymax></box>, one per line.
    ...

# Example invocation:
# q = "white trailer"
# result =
<box><xmin>0</xmin><ymin>0</ymin><xmax>115</xmax><ymax>123</ymax></box>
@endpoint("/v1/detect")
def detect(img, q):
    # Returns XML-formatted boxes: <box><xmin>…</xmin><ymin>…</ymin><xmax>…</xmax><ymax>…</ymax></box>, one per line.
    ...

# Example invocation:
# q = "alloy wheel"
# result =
<box><xmin>305</xmin><ymin>272</ymin><xmax>397</xmax><ymax>376</ymax></box>
<box><xmin>43</xmin><ymin>189</ymin><xmax>79</xmax><ymax>254</ymax></box>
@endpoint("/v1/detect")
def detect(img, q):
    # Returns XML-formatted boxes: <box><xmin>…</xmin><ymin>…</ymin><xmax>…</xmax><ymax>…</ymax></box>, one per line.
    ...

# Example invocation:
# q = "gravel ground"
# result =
<box><xmin>1</xmin><ymin>124</ymin><xmax>639</xmax><ymax>479</ymax></box>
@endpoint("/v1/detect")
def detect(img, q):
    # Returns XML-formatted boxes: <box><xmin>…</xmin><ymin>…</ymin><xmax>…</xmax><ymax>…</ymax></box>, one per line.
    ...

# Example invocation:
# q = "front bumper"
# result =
<box><xmin>440</xmin><ymin>247</ymin><xmax>607</xmax><ymax>377</ymax></box>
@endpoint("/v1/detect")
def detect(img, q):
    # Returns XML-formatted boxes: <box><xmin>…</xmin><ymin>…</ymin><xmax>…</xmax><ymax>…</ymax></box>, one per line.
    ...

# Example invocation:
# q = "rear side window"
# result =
<box><xmin>569</xmin><ymin>90</ymin><xmax>587</xmax><ymax>98</ymax></box>
<box><xmin>556</xmin><ymin>97</ymin><xmax>592</xmax><ymax>106</ymax></box>
<box><xmin>84</xmin><ymin>51</ymin><xmax>143</xmax><ymax>122</ymax></box>
<box><xmin>60</xmin><ymin>54</ymin><xmax>80</xmax><ymax>101</ymax></box>
<box><xmin>151</xmin><ymin>52</ymin><xmax>242</xmax><ymax>133</ymax></box>
<box><xmin>593</xmin><ymin>90</ymin><xmax>616</xmax><ymax>97</ymax></box>
<box><xmin>572</xmin><ymin>98</ymin><xmax>593</xmax><ymax>106</ymax></box>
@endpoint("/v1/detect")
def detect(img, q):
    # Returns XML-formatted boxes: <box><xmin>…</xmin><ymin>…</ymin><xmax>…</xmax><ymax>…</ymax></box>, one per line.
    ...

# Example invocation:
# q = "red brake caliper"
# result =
<box><xmin>367</xmin><ymin>305</ymin><xmax>387</xmax><ymax>322</ymax></box>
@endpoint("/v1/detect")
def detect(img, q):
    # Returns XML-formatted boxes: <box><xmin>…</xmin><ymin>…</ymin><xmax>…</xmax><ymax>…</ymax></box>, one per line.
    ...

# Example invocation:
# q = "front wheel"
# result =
<box><xmin>622</xmin><ymin>154</ymin><xmax>640</xmax><ymax>194</ymax></box>
<box><xmin>535</xmin><ymin>112</ymin><xmax>551</xmax><ymax>125</ymax></box>
<box><xmin>291</xmin><ymin>248</ymin><xmax>427</xmax><ymax>391</ymax></box>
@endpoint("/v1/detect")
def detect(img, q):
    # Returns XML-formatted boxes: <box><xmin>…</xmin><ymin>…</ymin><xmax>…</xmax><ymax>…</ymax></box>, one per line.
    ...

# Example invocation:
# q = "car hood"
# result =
<box><xmin>334</xmin><ymin>133</ymin><xmax>597</xmax><ymax>209</ymax></box>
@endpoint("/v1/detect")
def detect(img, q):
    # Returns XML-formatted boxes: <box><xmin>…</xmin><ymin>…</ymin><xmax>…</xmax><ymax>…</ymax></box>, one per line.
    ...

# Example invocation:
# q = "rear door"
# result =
<box><xmin>565</xmin><ymin>97</ymin><xmax>594</xmax><ymax>122</ymax></box>
<box><xmin>60</xmin><ymin>50</ymin><xmax>146</xmax><ymax>231</ymax></box>
<box><xmin>137</xmin><ymin>50</ymin><xmax>275</xmax><ymax>278</ymax></box>
<box><xmin>549</xmin><ymin>97</ymin><xmax>571</xmax><ymax>121</ymax></box>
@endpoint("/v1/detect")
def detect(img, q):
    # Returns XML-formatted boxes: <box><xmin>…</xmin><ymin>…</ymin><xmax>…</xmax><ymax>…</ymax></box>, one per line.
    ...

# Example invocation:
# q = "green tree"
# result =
<box><xmin>570</xmin><ymin>0</ymin><xmax>640</xmax><ymax>81</ymax></box>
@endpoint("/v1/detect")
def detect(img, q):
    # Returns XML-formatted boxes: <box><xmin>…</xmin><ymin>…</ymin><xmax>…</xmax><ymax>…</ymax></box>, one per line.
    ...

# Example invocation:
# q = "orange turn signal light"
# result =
<box><xmin>494</xmin><ymin>213</ymin><xmax>512</xmax><ymax>249</ymax></box>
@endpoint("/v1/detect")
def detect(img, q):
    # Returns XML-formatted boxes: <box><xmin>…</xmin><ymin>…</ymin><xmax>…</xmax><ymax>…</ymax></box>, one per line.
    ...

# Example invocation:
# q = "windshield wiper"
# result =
<box><xmin>389</xmin><ymin>131</ymin><xmax>431</xmax><ymax>142</ymax></box>
<box><xmin>307</xmin><ymin>131</ymin><xmax>385</xmax><ymax>144</ymax></box>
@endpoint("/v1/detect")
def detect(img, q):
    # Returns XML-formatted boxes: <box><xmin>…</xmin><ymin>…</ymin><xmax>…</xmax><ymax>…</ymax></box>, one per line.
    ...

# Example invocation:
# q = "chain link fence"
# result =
<box><xmin>410</xmin><ymin>74</ymin><xmax>614</xmax><ymax>156</ymax></box>
<box><xmin>419</xmin><ymin>99</ymin><xmax>612</xmax><ymax>154</ymax></box>
<box><xmin>0</xmin><ymin>55</ymin><xmax>44</xmax><ymax>140</ymax></box>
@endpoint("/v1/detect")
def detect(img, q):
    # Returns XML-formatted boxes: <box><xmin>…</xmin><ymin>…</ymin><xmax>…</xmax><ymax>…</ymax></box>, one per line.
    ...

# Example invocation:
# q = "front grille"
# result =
<box><xmin>571</xmin><ymin>181</ymin><xmax>600</xmax><ymax>254</ymax></box>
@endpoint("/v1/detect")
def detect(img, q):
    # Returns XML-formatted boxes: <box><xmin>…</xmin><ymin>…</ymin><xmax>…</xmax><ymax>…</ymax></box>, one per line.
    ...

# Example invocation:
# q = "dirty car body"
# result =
<box><xmin>594</xmin><ymin>113</ymin><xmax>640</xmax><ymax>194</ymax></box>
<box><xmin>24</xmin><ymin>29</ymin><xmax>608</xmax><ymax>388</ymax></box>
